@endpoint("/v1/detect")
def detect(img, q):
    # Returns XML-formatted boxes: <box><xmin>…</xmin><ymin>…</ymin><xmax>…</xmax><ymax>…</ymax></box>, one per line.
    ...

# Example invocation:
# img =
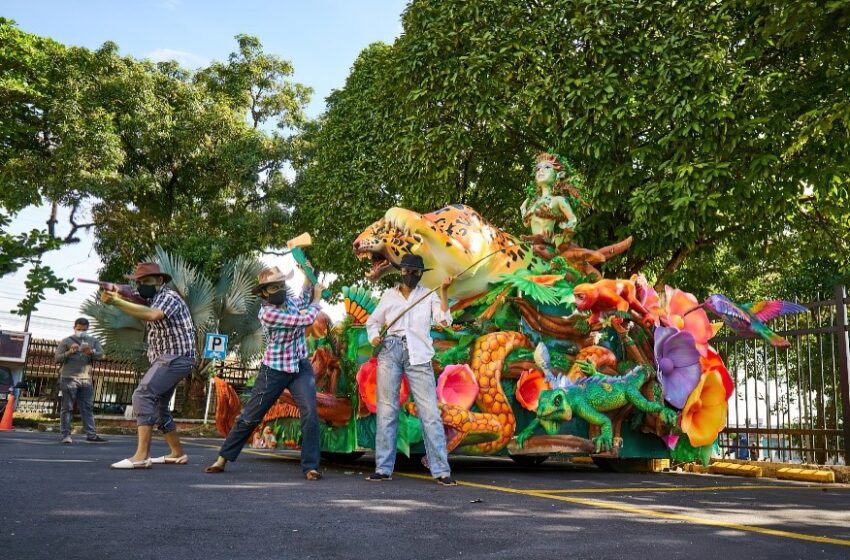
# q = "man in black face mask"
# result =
<box><xmin>365</xmin><ymin>254</ymin><xmax>456</xmax><ymax>485</ymax></box>
<box><xmin>205</xmin><ymin>266</ymin><xmax>325</xmax><ymax>480</ymax></box>
<box><xmin>100</xmin><ymin>262</ymin><xmax>195</xmax><ymax>469</ymax></box>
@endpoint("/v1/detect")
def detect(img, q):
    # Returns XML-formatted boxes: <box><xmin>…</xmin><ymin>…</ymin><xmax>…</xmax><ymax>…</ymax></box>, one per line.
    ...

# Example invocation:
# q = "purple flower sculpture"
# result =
<box><xmin>654</xmin><ymin>327</ymin><xmax>702</xmax><ymax>409</ymax></box>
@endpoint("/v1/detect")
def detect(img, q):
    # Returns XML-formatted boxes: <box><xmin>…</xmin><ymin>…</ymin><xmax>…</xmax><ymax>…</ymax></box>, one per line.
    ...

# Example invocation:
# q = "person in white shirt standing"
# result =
<box><xmin>365</xmin><ymin>254</ymin><xmax>457</xmax><ymax>486</ymax></box>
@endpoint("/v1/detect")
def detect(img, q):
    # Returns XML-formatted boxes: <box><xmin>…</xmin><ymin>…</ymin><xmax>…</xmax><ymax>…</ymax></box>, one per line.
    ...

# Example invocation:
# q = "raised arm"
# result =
<box><xmin>260</xmin><ymin>303</ymin><xmax>321</xmax><ymax>329</ymax></box>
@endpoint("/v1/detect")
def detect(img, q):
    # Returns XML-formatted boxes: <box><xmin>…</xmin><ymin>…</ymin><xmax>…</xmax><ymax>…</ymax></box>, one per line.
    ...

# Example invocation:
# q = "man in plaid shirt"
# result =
<box><xmin>99</xmin><ymin>262</ymin><xmax>196</xmax><ymax>469</ymax></box>
<box><xmin>205</xmin><ymin>265</ymin><xmax>325</xmax><ymax>480</ymax></box>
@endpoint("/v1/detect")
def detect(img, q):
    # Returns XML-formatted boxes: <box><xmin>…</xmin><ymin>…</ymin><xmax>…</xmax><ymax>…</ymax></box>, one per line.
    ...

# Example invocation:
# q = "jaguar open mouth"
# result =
<box><xmin>356</xmin><ymin>250</ymin><xmax>396</xmax><ymax>281</ymax></box>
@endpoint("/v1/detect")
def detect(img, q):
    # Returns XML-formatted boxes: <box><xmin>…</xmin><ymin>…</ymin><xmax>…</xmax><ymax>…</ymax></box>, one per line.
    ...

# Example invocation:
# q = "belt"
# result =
<box><xmin>385</xmin><ymin>334</ymin><xmax>406</xmax><ymax>341</ymax></box>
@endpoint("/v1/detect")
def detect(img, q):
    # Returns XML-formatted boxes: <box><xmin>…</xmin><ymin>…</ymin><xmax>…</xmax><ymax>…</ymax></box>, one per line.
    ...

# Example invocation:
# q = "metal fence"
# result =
<box><xmin>18</xmin><ymin>339</ymin><xmax>258</xmax><ymax>417</ymax></box>
<box><xmin>715</xmin><ymin>285</ymin><xmax>850</xmax><ymax>465</ymax></box>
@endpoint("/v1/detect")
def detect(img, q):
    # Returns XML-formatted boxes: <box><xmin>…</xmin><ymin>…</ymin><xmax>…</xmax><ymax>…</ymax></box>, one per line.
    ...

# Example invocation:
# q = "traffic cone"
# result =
<box><xmin>0</xmin><ymin>393</ymin><xmax>16</xmax><ymax>431</ymax></box>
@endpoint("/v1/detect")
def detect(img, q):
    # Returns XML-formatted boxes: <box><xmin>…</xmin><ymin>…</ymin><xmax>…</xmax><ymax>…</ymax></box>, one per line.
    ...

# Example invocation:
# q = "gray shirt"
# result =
<box><xmin>54</xmin><ymin>334</ymin><xmax>104</xmax><ymax>379</ymax></box>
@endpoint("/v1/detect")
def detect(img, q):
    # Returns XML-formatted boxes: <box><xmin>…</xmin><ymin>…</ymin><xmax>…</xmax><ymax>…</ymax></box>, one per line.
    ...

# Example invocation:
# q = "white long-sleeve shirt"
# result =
<box><xmin>365</xmin><ymin>285</ymin><xmax>452</xmax><ymax>366</ymax></box>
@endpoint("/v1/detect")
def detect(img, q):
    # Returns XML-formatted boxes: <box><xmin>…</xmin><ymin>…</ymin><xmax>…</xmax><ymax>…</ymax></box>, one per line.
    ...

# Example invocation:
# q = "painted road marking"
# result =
<box><xmin>15</xmin><ymin>458</ymin><xmax>96</xmax><ymax>463</ymax></box>
<box><xmin>396</xmin><ymin>472</ymin><xmax>850</xmax><ymax>548</ymax></box>
<box><xmin>524</xmin><ymin>484</ymin><xmax>846</xmax><ymax>494</ymax></box>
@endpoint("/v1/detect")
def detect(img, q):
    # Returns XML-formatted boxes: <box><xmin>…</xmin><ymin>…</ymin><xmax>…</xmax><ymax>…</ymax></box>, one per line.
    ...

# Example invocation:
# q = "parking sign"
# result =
<box><xmin>203</xmin><ymin>333</ymin><xmax>229</xmax><ymax>360</ymax></box>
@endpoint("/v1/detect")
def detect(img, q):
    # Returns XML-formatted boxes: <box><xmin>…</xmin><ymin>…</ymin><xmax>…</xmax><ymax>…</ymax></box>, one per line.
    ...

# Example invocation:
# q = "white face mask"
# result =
<box><xmin>74</xmin><ymin>329</ymin><xmax>86</xmax><ymax>337</ymax></box>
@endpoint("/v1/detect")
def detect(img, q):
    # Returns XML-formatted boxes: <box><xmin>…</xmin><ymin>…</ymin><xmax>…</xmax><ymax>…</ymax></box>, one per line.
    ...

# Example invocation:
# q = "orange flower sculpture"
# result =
<box><xmin>356</xmin><ymin>357</ymin><xmax>410</xmax><ymax>414</ymax></box>
<box><xmin>663</xmin><ymin>286</ymin><xmax>713</xmax><ymax>356</ymax></box>
<box><xmin>680</xmin><ymin>369</ymin><xmax>728</xmax><ymax>447</ymax></box>
<box><xmin>700</xmin><ymin>348</ymin><xmax>734</xmax><ymax>399</ymax></box>
<box><xmin>516</xmin><ymin>368</ymin><xmax>551</xmax><ymax>411</ymax></box>
<box><xmin>436</xmin><ymin>364</ymin><xmax>479</xmax><ymax>410</ymax></box>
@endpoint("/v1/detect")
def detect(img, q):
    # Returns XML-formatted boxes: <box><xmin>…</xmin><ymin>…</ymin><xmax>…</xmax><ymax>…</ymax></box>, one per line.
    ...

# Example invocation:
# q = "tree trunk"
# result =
<box><xmin>180</xmin><ymin>376</ymin><xmax>209</xmax><ymax>419</ymax></box>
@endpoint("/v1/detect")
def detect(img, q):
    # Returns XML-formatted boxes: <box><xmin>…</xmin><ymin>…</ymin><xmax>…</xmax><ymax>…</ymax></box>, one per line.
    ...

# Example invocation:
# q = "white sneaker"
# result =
<box><xmin>60</xmin><ymin>436</ymin><xmax>73</xmax><ymax>444</ymax></box>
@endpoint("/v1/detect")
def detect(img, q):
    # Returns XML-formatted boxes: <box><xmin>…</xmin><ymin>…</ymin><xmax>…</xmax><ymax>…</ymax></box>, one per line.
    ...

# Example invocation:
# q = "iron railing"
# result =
<box><xmin>715</xmin><ymin>285</ymin><xmax>850</xmax><ymax>465</ymax></box>
<box><xmin>17</xmin><ymin>338</ymin><xmax>259</xmax><ymax>417</ymax></box>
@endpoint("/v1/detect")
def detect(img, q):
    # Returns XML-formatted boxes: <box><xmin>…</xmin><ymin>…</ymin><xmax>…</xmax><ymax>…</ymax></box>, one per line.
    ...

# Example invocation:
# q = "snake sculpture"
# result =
<box><xmin>408</xmin><ymin>331</ymin><xmax>530</xmax><ymax>454</ymax></box>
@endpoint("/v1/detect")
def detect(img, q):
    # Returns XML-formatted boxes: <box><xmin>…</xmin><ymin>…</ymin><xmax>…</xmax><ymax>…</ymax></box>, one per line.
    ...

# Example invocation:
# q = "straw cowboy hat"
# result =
<box><xmin>251</xmin><ymin>266</ymin><xmax>294</xmax><ymax>295</ymax></box>
<box><xmin>124</xmin><ymin>262</ymin><xmax>172</xmax><ymax>283</ymax></box>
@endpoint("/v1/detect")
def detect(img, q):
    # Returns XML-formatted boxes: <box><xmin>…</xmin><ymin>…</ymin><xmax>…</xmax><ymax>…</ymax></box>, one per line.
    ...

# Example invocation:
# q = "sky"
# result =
<box><xmin>1</xmin><ymin>0</ymin><xmax>409</xmax><ymax>339</ymax></box>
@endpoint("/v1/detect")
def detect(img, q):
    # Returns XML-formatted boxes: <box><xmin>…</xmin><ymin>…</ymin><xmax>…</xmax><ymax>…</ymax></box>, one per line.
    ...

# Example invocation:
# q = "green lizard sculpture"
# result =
<box><xmin>515</xmin><ymin>362</ymin><xmax>678</xmax><ymax>453</ymax></box>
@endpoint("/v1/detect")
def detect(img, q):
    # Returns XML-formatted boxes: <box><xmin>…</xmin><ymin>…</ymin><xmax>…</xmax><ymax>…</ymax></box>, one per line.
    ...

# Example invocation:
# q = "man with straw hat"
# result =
<box><xmin>205</xmin><ymin>266</ymin><xmax>325</xmax><ymax>480</ymax></box>
<box><xmin>100</xmin><ymin>262</ymin><xmax>196</xmax><ymax>469</ymax></box>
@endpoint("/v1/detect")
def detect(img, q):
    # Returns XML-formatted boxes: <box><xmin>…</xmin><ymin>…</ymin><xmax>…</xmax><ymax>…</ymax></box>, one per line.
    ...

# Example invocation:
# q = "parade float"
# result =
<box><xmin>214</xmin><ymin>152</ymin><xmax>804</xmax><ymax>469</ymax></box>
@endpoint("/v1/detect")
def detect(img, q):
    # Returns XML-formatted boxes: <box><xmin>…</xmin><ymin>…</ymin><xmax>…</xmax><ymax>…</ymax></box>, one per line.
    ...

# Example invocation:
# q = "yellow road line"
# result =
<box><xmin>181</xmin><ymin>440</ymin><xmax>299</xmax><ymax>462</ymax></box>
<box><xmin>526</xmin><ymin>484</ymin><xmax>834</xmax><ymax>494</ymax></box>
<box><xmin>395</xmin><ymin>472</ymin><xmax>850</xmax><ymax>547</ymax></box>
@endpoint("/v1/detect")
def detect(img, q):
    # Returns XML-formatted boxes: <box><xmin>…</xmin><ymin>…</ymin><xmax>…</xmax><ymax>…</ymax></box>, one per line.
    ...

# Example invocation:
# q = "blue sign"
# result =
<box><xmin>203</xmin><ymin>333</ymin><xmax>229</xmax><ymax>360</ymax></box>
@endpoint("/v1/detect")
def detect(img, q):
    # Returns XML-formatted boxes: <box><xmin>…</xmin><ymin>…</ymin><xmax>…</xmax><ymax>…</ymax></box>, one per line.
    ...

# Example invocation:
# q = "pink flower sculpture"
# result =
<box><xmin>436</xmin><ymin>364</ymin><xmax>479</xmax><ymax>410</ymax></box>
<box><xmin>663</xmin><ymin>286</ymin><xmax>713</xmax><ymax>356</ymax></box>
<box><xmin>654</xmin><ymin>326</ymin><xmax>702</xmax><ymax>410</ymax></box>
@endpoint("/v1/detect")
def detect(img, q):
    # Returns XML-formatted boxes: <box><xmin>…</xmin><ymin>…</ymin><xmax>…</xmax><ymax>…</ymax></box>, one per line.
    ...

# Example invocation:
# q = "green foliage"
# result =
<box><xmin>671</xmin><ymin>434</ymin><xmax>714</xmax><ymax>467</ymax></box>
<box><xmin>0</xmin><ymin>20</ymin><xmax>312</xmax><ymax>311</ymax></box>
<box><xmin>293</xmin><ymin>1</ymin><xmax>850</xmax><ymax>299</ymax></box>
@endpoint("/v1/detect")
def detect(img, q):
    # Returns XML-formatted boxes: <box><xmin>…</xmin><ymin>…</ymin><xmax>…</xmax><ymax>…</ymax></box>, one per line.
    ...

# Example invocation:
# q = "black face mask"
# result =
<box><xmin>401</xmin><ymin>274</ymin><xmax>421</xmax><ymax>289</ymax></box>
<box><xmin>137</xmin><ymin>284</ymin><xmax>158</xmax><ymax>300</ymax></box>
<box><xmin>267</xmin><ymin>290</ymin><xmax>287</xmax><ymax>306</ymax></box>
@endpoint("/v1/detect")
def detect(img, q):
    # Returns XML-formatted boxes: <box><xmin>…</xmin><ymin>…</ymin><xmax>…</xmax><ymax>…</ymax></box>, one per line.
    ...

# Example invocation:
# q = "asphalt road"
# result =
<box><xmin>2</xmin><ymin>431</ymin><xmax>849</xmax><ymax>560</ymax></box>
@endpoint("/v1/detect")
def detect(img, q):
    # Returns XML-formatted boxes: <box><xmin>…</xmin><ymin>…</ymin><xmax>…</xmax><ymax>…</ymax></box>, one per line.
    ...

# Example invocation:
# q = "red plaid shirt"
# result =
<box><xmin>259</xmin><ymin>285</ymin><xmax>320</xmax><ymax>372</ymax></box>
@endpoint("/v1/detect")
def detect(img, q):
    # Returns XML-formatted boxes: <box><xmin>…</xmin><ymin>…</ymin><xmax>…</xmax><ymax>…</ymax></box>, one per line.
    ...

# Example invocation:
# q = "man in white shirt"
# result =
<box><xmin>365</xmin><ymin>254</ymin><xmax>457</xmax><ymax>486</ymax></box>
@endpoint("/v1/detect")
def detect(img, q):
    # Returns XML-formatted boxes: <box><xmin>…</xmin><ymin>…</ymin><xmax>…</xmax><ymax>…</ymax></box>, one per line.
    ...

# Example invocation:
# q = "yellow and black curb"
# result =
<box><xmin>683</xmin><ymin>459</ymin><xmax>841</xmax><ymax>483</ymax></box>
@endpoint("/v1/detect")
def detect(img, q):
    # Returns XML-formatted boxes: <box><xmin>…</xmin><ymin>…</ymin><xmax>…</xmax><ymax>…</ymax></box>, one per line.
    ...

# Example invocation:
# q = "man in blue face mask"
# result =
<box><xmin>365</xmin><ymin>254</ymin><xmax>457</xmax><ymax>486</ymax></box>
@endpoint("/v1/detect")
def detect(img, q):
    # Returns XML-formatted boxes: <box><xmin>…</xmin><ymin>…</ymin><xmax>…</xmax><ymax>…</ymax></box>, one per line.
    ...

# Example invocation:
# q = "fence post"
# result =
<box><xmin>834</xmin><ymin>285</ymin><xmax>850</xmax><ymax>464</ymax></box>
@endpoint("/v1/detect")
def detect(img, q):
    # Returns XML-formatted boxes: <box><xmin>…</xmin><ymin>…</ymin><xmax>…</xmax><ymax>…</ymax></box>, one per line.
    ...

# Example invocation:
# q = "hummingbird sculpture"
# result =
<box><xmin>687</xmin><ymin>294</ymin><xmax>807</xmax><ymax>348</ymax></box>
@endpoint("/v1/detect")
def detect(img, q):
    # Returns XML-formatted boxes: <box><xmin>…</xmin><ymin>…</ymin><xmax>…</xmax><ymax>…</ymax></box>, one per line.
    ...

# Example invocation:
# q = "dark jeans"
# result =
<box><xmin>60</xmin><ymin>378</ymin><xmax>96</xmax><ymax>438</ymax></box>
<box><xmin>132</xmin><ymin>354</ymin><xmax>194</xmax><ymax>433</ymax></box>
<box><xmin>218</xmin><ymin>359</ymin><xmax>320</xmax><ymax>473</ymax></box>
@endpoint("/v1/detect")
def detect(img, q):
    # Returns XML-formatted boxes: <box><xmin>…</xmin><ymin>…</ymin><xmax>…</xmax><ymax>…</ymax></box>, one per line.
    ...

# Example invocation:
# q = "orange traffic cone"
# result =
<box><xmin>0</xmin><ymin>393</ymin><xmax>16</xmax><ymax>431</ymax></box>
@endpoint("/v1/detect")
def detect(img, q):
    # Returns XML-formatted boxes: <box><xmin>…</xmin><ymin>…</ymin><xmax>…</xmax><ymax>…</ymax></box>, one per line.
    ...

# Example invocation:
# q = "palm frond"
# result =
<box><xmin>152</xmin><ymin>246</ymin><xmax>216</xmax><ymax>337</ymax></box>
<box><xmin>81</xmin><ymin>295</ymin><xmax>148</xmax><ymax>370</ymax></box>
<box><xmin>497</xmin><ymin>269</ymin><xmax>560</xmax><ymax>306</ymax></box>
<box><xmin>89</xmin><ymin>248</ymin><xmax>268</xmax><ymax>373</ymax></box>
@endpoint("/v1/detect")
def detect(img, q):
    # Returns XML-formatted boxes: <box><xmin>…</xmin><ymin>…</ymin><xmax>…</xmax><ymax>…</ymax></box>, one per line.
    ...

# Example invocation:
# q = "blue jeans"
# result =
<box><xmin>60</xmin><ymin>378</ymin><xmax>96</xmax><ymax>438</ymax></box>
<box><xmin>375</xmin><ymin>336</ymin><xmax>451</xmax><ymax>478</ymax></box>
<box><xmin>218</xmin><ymin>360</ymin><xmax>320</xmax><ymax>473</ymax></box>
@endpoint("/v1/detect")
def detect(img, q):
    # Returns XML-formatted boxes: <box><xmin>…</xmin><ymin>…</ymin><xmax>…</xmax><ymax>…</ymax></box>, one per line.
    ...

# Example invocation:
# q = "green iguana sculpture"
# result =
<box><xmin>515</xmin><ymin>362</ymin><xmax>678</xmax><ymax>453</ymax></box>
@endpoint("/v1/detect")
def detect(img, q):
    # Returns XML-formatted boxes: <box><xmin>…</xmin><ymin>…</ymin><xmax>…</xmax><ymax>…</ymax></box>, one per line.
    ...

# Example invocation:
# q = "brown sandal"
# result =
<box><xmin>305</xmin><ymin>469</ymin><xmax>322</xmax><ymax>481</ymax></box>
<box><xmin>204</xmin><ymin>464</ymin><xmax>226</xmax><ymax>473</ymax></box>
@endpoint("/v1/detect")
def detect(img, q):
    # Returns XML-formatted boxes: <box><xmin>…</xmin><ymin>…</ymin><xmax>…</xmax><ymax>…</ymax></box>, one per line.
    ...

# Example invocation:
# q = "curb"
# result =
<box><xmin>709</xmin><ymin>461</ymin><xmax>763</xmax><ymax>477</ymax></box>
<box><xmin>776</xmin><ymin>467</ymin><xmax>836</xmax><ymax>484</ymax></box>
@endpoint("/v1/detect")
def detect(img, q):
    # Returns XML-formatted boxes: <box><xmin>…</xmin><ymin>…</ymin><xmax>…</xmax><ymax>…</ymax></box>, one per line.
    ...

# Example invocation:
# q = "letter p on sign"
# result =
<box><xmin>203</xmin><ymin>333</ymin><xmax>229</xmax><ymax>360</ymax></box>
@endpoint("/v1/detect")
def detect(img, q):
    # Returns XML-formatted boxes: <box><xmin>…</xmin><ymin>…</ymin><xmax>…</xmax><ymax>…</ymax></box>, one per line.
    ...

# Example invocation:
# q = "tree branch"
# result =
<box><xmin>654</xmin><ymin>246</ymin><xmax>691</xmax><ymax>289</ymax></box>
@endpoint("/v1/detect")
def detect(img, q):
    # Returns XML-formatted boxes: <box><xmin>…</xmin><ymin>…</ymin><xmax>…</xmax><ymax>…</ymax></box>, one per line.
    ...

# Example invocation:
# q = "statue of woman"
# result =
<box><xmin>520</xmin><ymin>152</ymin><xmax>580</xmax><ymax>252</ymax></box>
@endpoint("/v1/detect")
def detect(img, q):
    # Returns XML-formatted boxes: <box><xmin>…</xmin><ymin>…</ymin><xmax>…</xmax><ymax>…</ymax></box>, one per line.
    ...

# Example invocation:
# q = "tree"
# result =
<box><xmin>82</xmin><ymin>247</ymin><xmax>265</xmax><ymax>415</ymax></box>
<box><xmin>293</xmin><ymin>1</ymin><xmax>850</xmax><ymax>299</ymax></box>
<box><xmin>1</xmin><ymin>20</ymin><xmax>312</xmax><ymax>312</ymax></box>
<box><xmin>1</xmin><ymin>18</ymin><xmax>124</xmax><ymax>313</ymax></box>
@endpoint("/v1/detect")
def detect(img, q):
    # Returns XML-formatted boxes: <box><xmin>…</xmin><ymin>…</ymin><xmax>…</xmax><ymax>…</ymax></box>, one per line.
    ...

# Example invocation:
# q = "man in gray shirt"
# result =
<box><xmin>54</xmin><ymin>318</ymin><xmax>107</xmax><ymax>443</ymax></box>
